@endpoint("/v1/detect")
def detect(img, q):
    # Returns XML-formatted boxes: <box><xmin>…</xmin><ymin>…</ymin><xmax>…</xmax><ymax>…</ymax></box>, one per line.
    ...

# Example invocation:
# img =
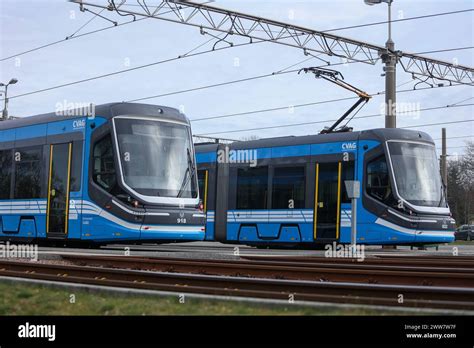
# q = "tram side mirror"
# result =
<box><xmin>344</xmin><ymin>180</ymin><xmax>360</xmax><ymax>199</ymax></box>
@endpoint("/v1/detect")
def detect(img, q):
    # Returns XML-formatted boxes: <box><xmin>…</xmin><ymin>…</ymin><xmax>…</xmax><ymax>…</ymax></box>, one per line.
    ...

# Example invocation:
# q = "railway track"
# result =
<box><xmin>60</xmin><ymin>254</ymin><xmax>474</xmax><ymax>288</ymax></box>
<box><xmin>0</xmin><ymin>259</ymin><xmax>473</xmax><ymax>310</ymax></box>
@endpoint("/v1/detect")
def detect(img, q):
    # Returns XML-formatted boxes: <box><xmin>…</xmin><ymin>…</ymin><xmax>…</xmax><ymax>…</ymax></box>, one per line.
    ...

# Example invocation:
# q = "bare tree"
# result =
<box><xmin>447</xmin><ymin>141</ymin><xmax>474</xmax><ymax>225</ymax></box>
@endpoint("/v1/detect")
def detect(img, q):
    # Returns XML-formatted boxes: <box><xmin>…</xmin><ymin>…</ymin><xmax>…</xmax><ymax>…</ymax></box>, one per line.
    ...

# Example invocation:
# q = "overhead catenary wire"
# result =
<box><xmin>80</xmin><ymin>0</ymin><xmax>472</xmax><ymax>85</ymax></box>
<box><xmin>126</xmin><ymin>47</ymin><xmax>471</xmax><ymax>104</ymax></box>
<box><xmin>2</xmin><ymin>54</ymin><xmax>370</xmax><ymax>103</ymax></box>
<box><xmin>3</xmin><ymin>35</ymin><xmax>277</xmax><ymax>101</ymax></box>
<box><xmin>433</xmin><ymin>135</ymin><xmax>474</xmax><ymax>141</ymax></box>
<box><xmin>205</xmin><ymin>9</ymin><xmax>474</xmax><ymax>37</ymax></box>
<box><xmin>2</xmin><ymin>46</ymin><xmax>469</xmax><ymax>102</ymax></box>
<box><xmin>321</xmin><ymin>9</ymin><xmax>474</xmax><ymax>33</ymax></box>
<box><xmin>0</xmin><ymin>2</ymin><xmax>218</xmax><ymax>62</ymax></box>
<box><xmin>415</xmin><ymin>46</ymin><xmax>474</xmax><ymax>55</ymax></box>
<box><xmin>190</xmin><ymin>83</ymin><xmax>467</xmax><ymax>122</ymax></box>
<box><xmin>2</xmin><ymin>4</ymin><xmax>472</xmax><ymax>129</ymax></box>
<box><xmin>436</xmin><ymin>145</ymin><xmax>470</xmax><ymax>149</ymax></box>
<box><xmin>448</xmin><ymin>97</ymin><xmax>474</xmax><ymax>106</ymax></box>
<box><xmin>67</xmin><ymin>8</ymin><xmax>108</xmax><ymax>39</ymax></box>
<box><xmin>126</xmin><ymin>60</ymin><xmax>366</xmax><ymax>103</ymax></box>
<box><xmin>0</xmin><ymin>17</ymin><xmax>149</xmax><ymax>62</ymax></box>
<box><xmin>197</xmin><ymin>103</ymin><xmax>474</xmax><ymax>136</ymax></box>
<box><xmin>192</xmin><ymin>134</ymin><xmax>473</xmax><ymax>145</ymax></box>
<box><xmin>2</xmin><ymin>6</ymin><xmax>471</xmax><ymax>63</ymax></box>
<box><xmin>3</xmin><ymin>47</ymin><xmax>471</xmax><ymax>140</ymax></box>
<box><xmin>275</xmin><ymin>54</ymin><xmax>328</xmax><ymax>73</ymax></box>
<box><xmin>2</xmin><ymin>2</ymin><xmax>471</xmax><ymax>145</ymax></box>
<box><xmin>4</xmin><ymin>26</ymin><xmax>332</xmax><ymax>102</ymax></box>
<box><xmin>400</xmin><ymin>118</ymin><xmax>474</xmax><ymax>129</ymax></box>
<box><xmin>127</xmin><ymin>70</ymin><xmax>298</xmax><ymax>103</ymax></box>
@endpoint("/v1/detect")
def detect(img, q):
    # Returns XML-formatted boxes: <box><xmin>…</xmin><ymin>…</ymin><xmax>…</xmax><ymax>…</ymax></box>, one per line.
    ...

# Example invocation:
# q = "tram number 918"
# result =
<box><xmin>177</xmin><ymin>218</ymin><xmax>187</xmax><ymax>224</ymax></box>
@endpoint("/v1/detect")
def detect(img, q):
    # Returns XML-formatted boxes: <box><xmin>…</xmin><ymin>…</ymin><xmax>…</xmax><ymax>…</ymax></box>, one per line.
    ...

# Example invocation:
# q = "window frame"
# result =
<box><xmin>70</xmin><ymin>140</ymin><xmax>83</xmax><ymax>192</ymax></box>
<box><xmin>111</xmin><ymin>116</ymin><xmax>200</xmax><ymax>206</ymax></box>
<box><xmin>341</xmin><ymin>161</ymin><xmax>355</xmax><ymax>204</ymax></box>
<box><xmin>13</xmin><ymin>145</ymin><xmax>44</xmax><ymax>200</ymax></box>
<box><xmin>365</xmin><ymin>154</ymin><xmax>393</xmax><ymax>205</ymax></box>
<box><xmin>385</xmin><ymin>140</ymin><xmax>450</xmax><ymax>214</ymax></box>
<box><xmin>92</xmin><ymin>134</ymin><xmax>119</xmax><ymax>194</ymax></box>
<box><xmin>236</xmin><ymin>165</ymin><xmax>269</xmax><ymax>210</ymax></box>
<box><xmin>270</xmin><ymin>165</ymin><xmax>306</xmax><ymax>210</ymax></box>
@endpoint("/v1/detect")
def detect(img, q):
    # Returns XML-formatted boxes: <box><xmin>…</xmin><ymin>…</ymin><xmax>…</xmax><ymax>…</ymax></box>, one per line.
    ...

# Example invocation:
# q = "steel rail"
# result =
<box><xmin>102</xmin><ymin>244</ymin><xmax>474</xmax><ymax>267</ymax></box>
<box><xmin>243</xmin><ymin>254</ymin><xmax>474</xmax><ymax>268</ymax></box>
<box><xmin>60</xmin><ymin>254</ymin><xmax>474</xmax><ymax>288</ymax></box>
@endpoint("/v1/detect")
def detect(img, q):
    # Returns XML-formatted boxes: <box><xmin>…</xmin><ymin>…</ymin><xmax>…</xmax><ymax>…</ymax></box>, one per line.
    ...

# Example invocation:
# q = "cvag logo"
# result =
<box><xmin>73</xmin><ymin>119</ymin><xmax>86</xmax><ymax>129</ymax></box>
<box><xmin>342</xmin><ymin>142</ymin><xmax>357</xmax><ymax>150</ymax></box>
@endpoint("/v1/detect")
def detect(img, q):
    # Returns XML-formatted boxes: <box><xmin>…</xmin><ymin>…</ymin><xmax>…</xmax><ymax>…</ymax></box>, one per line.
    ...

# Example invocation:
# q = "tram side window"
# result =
<box><xmin>236</xmin><ymin>166</ymin><xmax>268</xmax><ymax>210</ymax></box>
<box><xmin>14</xmin><ymin>147</ymin><xmax>42</xmax><ymax>199</ymax></box>
<box><xmin>197</xmin><ymin>170</ymin><xmax>206</xmax><ymax>201</ymax></box>
<box><xmin>0</xmin><ymin>150</ymin><xmax>13</xmax><ymax>199</ymax></box>
<box><xmin>93</xmin><ymin>135</ymin><xmax>117</xmax><ymax>193</ymax></box>
<box><xmin>272</xmin><ymin>166</ymin><xmax>305</xmax><ymax>209</ymax></box>
<box><xmin>366</xmin><ymin>156</ymin><xmax>392</xmax><ymax>202</ymax></box>
<box><xmin>70</xmin><ymin>141</ymin><xmax>83</xmax><ymax>192</ymax></box>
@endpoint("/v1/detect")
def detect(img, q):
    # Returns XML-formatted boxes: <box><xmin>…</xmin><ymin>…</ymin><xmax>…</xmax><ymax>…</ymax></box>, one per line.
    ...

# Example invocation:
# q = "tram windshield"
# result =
<box><xmin>114</xmin><ymin>118</ymin><xmax>198</xmax><ymax>199</ymax></box>
<box><xmin>388</xmin><ymin>142</ymin><xmax>446</xmax><ymax>207</ymax></box>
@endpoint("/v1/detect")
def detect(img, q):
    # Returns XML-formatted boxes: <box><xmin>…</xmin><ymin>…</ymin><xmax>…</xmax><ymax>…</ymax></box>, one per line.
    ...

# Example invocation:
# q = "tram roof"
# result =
<box><xmin>195</xmin><ymin>128</ymin><xmax>435</xmax><ymax>152</ymax></box>
<box><xmin>0</xmin><ymin>103</ymin><xmax>188</xmax><ymax>131</ymax></box>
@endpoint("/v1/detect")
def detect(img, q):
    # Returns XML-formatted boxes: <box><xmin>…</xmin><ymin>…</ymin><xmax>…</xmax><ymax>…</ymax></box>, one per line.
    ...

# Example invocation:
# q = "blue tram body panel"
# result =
<box><xmin>204</xmin><ymin>211</ymin><xmax>215</xmax><ymax>241</ymax></box>
<box><xmin>0</xmin><ymin>103</ymin><xmax>206</xmax><ymax>244</ymax></box>
<box><xmin>196</xmin><ymin>151</ymin><xmax>217</xmax><ymax>164</ymax></box>
<box><xmin>196</xmin><ymin>130</ymin><xmax>455</xmax><ymax>247</ymax></box>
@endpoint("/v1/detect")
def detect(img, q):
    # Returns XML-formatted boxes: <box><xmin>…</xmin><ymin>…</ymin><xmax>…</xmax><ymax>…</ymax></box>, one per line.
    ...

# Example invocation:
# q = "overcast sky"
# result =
<box><xmin>0</xmin><ymin>0</ymin><xmax>472</xmax><ymax>156</ymax></box>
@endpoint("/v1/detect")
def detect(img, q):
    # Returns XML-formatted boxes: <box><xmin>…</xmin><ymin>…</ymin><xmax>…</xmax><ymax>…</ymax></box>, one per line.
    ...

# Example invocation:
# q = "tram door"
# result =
<box><xmin>313</xmin><ymin>162</ymin><xmax>342</xmax><ymax>241</ymax></box>
<box><xmin>46</xmin><ymin>143</ymin><xmax>72</xmax><ymax>237</ymax></box>
<box><xmin>198</xmin><ymin>169</ymin><xmax>212</xmax><ymax>239</ymax></box>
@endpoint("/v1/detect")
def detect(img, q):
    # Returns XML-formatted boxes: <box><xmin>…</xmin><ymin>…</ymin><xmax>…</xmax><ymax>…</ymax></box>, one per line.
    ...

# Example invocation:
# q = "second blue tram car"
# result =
<box><xmin>0</xmin><ymin>103</ymin><xmax>205</xmax><ymax>244</ymax></box>
<box><xmin>196</xmin><ymin>128</ymin><xmax>455</xmax><ymax>247</ymax></box>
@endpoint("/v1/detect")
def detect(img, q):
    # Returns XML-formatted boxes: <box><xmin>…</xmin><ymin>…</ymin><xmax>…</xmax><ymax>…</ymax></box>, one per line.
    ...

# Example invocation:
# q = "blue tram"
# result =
<box><xmin>196</xmin><ymin>128</ymin><xmax>456</xmax><ymax>247</ymax></box>
<box><xmin>0</xmin><ymin>103</ymin><xmax>205</xmax><ymax>244</ymax></box>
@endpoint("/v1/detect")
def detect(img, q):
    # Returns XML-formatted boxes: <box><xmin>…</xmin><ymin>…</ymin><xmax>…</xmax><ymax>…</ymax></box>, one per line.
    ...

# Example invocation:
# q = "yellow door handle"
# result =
<box><xmin>318</xmin><ymin>202</ymin><xmax>324</xmax><ymax>208</ymax></box>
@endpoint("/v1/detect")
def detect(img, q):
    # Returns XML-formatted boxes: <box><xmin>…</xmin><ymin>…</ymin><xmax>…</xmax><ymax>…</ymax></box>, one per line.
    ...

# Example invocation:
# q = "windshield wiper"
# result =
<box><xmin>176</xmin><ymin>148</ymin><xmax>195</xmax><ymax>198</ymax></box>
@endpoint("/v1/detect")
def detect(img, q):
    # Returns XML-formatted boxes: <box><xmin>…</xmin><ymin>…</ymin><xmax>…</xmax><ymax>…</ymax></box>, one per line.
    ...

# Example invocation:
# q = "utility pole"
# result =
<box><xmin>0</xmin><ymin>78</ymin><xmax>19</xmax><ymax>120</ymax></box>
<box><xmin>441</xmin><ymin>128</ymin><xmax>448</xmax><ymax>190</ymax></box>
<box><xmin>365</xmin><ymin>0</ymin><xmax>397</xmax><ymax>128</ymax></box>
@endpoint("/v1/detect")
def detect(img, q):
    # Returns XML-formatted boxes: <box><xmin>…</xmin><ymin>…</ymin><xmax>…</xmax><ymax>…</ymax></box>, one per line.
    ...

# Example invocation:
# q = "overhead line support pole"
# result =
<box><xmin>383</xmin><ymin>0</ymin><xmax>397</xmax><ymax>128</ymax></box>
